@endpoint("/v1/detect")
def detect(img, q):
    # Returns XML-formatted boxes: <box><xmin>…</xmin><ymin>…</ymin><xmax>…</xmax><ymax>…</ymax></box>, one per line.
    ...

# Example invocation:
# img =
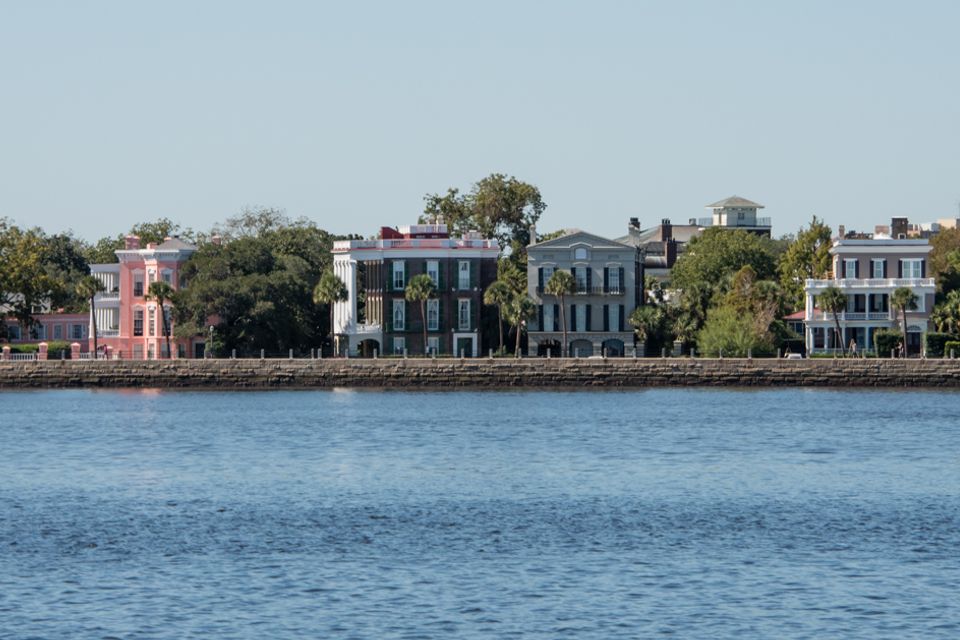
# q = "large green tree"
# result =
<box><xmin>422</xmin><ymin>174</ymin><xmax>546</xmax><ymax>258</ymax></box>
<box><xmin>778</xmin><ymin>216</ymin><xmax>832</xmax><ymax>310</ymax></box>
<box><xmin>0</xmin><ymin>221</ymin><xmax>60</xmax><ymax>331</ymax></box>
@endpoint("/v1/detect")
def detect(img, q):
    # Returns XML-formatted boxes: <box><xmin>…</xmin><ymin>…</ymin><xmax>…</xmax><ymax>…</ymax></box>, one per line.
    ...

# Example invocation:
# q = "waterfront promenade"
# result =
<box><xmin>1</xmin><ymin>357</ymin><xmax>959</xmax><ymax>389</ymax></box>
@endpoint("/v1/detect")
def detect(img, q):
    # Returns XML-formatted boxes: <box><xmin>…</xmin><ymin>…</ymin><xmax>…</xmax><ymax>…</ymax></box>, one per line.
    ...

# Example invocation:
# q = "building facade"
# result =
<box><xmin>803</xmin><ymin>238</ymin><xmax>934</xmax><ymax>355</ymax></box>
<box><xmin>332</xmin><ymin>223</ymin><xmax>500</xmax><ymax>357</ymax></box>
<box><xmin>89</xmin><ymin>235</ymin><xmax>200</xmax><ymax>359</ymax></box>
<box><xmin>699</xmin><ymin>196</ymin><xmax>772</xmax><ymax>236</ymax></box>
<box><xmin>3</xmin><ymin>312</ymin><xmax>89</xmax><ymax>350</ymax></box>
<box><xmin>527</xmin><ymin>231</ymin><xmax>642</xmax><ymax>357</ymax></box>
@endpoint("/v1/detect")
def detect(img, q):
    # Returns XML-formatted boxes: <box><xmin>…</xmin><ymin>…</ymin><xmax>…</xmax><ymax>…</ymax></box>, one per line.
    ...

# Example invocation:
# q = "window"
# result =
<box><xmin>393</xmin><ymin>337</ymin><xmax>405</xmax><ymax>355</ymax></box>
<box><xmin>134</xmin><ymin>309</ymin><xmax>144</xmax><ymax>336</ymax></box>
<box><xmin>458</xmin><ymin>299</ymin><xmax>471</xmax><ymax>330</ymax></box>
<box><xmin>133</xmin><ymin>273</ymin><xmax>144</xmax><ymax>297</ymax></box>
<box><xmin>872</xmin><ymin>259</ymin><xmax>885</xmax><ymax>279</ymax></box>
<box><xmin>427</xmin><ymin>336</ymin><xmax>440</xmax><ymax>355</ymax></box>
<box><xmin>148</xmin><ymin>307</ymin><xmax>156</xmax><ymax>337</ymax></box>
<box><xmin>162</xmin><ymin>270</ymin><xmax>173</xmax><ymax>285</ymax></box>
<box><xmin>843</xmin><ymin>259</ymin><xmax>857</xmax><ymax>279</ymax></box>
<box><xmin>392</xmin><ymin>299</ymin><xmax>405</xmax><ymax>331</ymax></box>
<box><xmin>162</xmin><ymin>308</ymin><xmax>172</xmax><ymax>334</ymax></box>
<box><xmin>71</xmin><ymin>324</ymin><xmax>84</xmax><ymax>340</ymax></box>
<box><xmin>7</xmin><ymin>325</ymin><xmax>21</xmax><ymax>340</ymax></box>
<box><xmin>902</xmin><ymin>259</ymin><xmax>923</xmax><ymax>279</ymax></box>
<box><xmin>574</xmin><ymin>248</ymin><xmax>587</xmax><ymax>260</ymax></box>
<box><xmin>576</xmin><ymin>304</ymin><xmax>587</xmax><ymax>332</ymax></box>
<box><xmin>31</xmin><ymin>324</ymin><xmax>46</xmax><ymax>340</ymax></box>
<box><xmin>543</xmin><ymin>304</ymin><xmax>554</xmax><ymax>332</ymax></box>
<box><xmin>393</xmin><ymin>261</ymin><xmax>405</xmax><ymax>290</ymax></box>
<box><xmin>426</xmin><ymin>261</ymin><xmax>439</xmax><ymax>286</ymax></box>
<box><xmin>427</xmin><ymin>299</ymin><xmax>439</xmax><ymax>331</ymax></box>
<box><xmin>148</xmin><ymin>345</ymin><xmax>155</xmax><ymax>360</ymax></box>
<box><xmin>574</xmin><ymin>267</ymin><xmax>588</xmax><ymax>292</ymax></box>
<box><xmin>608</xmin><ymin>266</ymin><xmax>620</xmax><ymax>293</ymax></box>
<box><xmin>542</xmin><ymin>265</ymin><xmax>555</xmax><ymax>288</ymax></box>
<box><xmin>148</xmin><ymin>269</ymin><xmax>155</xmax><ymax>285</ymax></box>
<box><xmin>53</xmin><ymin>325</ymin><xmax>63</xmax><ymax>340</ymax></box>
<box><xmin>608</xmin><ymin>304</ymin><xmax>620</xmax><ymax>332</ymax></box>
<box><xmin>458</xmin><ymin>261</ymin><xmax>470</xmax><ymax>290</ymax></box>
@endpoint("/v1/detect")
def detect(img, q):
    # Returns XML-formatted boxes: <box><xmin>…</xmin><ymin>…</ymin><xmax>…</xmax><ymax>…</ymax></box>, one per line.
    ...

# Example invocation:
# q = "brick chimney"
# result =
<box><xmin>124</xmin><ymin>235</ymin><xmax>140</xmax><ymax>250</ymax></box>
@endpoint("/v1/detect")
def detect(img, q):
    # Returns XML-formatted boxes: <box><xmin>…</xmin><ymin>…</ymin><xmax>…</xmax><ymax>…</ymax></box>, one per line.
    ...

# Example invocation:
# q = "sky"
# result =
<box><xmin>2</xmin><ymin>0</ymin><xmax>959</xmax><ymax>242</ymax></box>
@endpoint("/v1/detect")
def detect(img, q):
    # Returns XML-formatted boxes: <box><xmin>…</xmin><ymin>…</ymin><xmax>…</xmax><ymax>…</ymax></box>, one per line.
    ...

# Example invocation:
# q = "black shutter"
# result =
<box><xmin>882</xmin><ymin>260</ymin><xmax>888</xmax><ymax>278</ymax></box>
<box><xmin>553</xmin><ymin>304</ymin><xmax>559</xmax><ymax>331</ymax></box>
<box><xmin>586</xmin><ymin>304</ymin><xmax>592</xmax><ymax>331</ymax></box>
<box><xmin>618</xmin><ymin>268</ymin><xmax>625</xmax><ymax>294</ymax></box>
<box><xmin>586</xmin><ymin>268</ymin><xmax>592</xmax><ymax>293</ymax></box>
<box><xmin>571</xmin><ymin>267</ymin><xmax>577</xmax><ymax>292</ymax></box>
<box><xmin>538</xmin><ymin>267</ymin><xmax>544</xmax><ymax>291</ymax></box>
<box><xmin>921</xmin><ymin>260</ymin><xmax>926</xmax><ymax>278</ymax></box>
<box><xmin>570</xmin><ymin>305</ymin><xmax>577</xmax><ymax>332</ymax></box>
<box><xmin>898</xmin><ymin>260</ymin><xmax>903</xmax><ymax>278</ymax></box>
<box><xmin>855</xmin><ymin>260</ymin><xmax>860</xmax><ymax>279</ymax></box>
<box><xmin>604</xmin><ymin>268</ymin><xmax>609</xmax><ymax>293</ymax></box>
<box><xmin>603</xmin><ymin>304</ymin><xmax>609</xmax><ymax>331</ymax></box>
<box><xmin>618</xmin><ymin>305</ymin><xmax>624</xmax><ymax>332</ymax></box>
<box><xmin>538</xmin><ymin>305</ymin><xmax>543</xmax><ymax>331</ymax></box>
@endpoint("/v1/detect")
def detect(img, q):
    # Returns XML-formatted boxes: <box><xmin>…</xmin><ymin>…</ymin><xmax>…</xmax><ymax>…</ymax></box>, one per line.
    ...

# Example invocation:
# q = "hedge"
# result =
<box><xmin>873</xmin><ymin>329</ymin><xmax>901</xmax><ymax>357</ymax></box>
<box><xmin>925</xmin><ymin>332</ymin><xmax>959</xmax><ymax>358</ymax></box>
<box><xmin>945</xmin><ymin>341</ymin><xmax>960</xmax><ymax>358</ymax></box>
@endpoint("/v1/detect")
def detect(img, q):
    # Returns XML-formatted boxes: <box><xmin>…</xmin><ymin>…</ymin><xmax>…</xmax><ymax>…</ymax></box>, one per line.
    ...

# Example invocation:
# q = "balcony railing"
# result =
<box><xmin>536</xmin><ymin>286</ymin><xmax>625</xmax><ymax>296</ymax></box>
<box><xmin>333</xmin><ymin>238</ymin><xmax>498</xmax><ymax>251</ymax></box>
<box><xmin>97</xmin><ymin>329</ymin><xmax>120</xmax><ymax>337</ymax></box>
<box><xmin>806</xmin><ymin>277</ymin><xmax>935</xmax><ymax>290</ymax></box>
<box><xmin>807</xmin><ymin>311</ymin><xmax>899</xmax><ymax>322</ymax></box>
<box><xmin>698</xmin><ymin>217</ymin><xmax>772</xmax><ymax>228</ymax></box>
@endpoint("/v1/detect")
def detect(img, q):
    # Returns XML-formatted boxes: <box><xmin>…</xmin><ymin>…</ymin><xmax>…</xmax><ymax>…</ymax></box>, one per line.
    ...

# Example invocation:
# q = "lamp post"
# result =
<box><xmin>208</xmin><ymin>325</ymin><xmax>214</xmax><ymax>359</ymax></box>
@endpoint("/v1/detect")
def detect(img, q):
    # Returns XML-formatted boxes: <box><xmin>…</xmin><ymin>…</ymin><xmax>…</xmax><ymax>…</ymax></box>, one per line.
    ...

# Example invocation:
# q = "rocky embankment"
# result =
<box><xmin>1</xmin><ymin>358</ymin><xmax>959</xmax><ymax>389</ymax></box>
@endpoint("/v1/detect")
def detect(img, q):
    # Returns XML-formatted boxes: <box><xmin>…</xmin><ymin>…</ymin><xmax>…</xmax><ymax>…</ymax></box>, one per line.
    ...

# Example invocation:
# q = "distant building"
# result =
<box><xmin>3</xmin><ymin>312</ymin><xmax>89</xmax><ymax>350</ymax></box>
<box><xmin>803</xmin><ymin>237</ymin><xmax>934</xmax><ymax>355</ymax></box>
<box><xmin>331</xmin><ymin>222</ymin><xmax>500</xmax><ymax>357</ymax></box>
<box><xmin>699</xmin><ymin>196</ymin><xmax>771</xmax><ymax>236</ymax></box>
<box><xmin>88</xmin><ymin>235</ymin><xmax>199</xmax><ymax>359</ymax></box>
<box><xmin>527</xmin><ymin>230</ymin><xmax>641</xmax><ymax>357</ymax></box>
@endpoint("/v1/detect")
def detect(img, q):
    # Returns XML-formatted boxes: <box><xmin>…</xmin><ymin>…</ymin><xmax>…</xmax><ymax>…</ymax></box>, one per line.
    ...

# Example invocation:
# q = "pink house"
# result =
<box><xmin>89</xmin><ymin>235</ymin><xmax>202</xmax><ymax>359</ymax></box>
<box><xmin>3</xmin><ymin>312</ymin><xmax>90</xmax><ymax>351</ymax></box>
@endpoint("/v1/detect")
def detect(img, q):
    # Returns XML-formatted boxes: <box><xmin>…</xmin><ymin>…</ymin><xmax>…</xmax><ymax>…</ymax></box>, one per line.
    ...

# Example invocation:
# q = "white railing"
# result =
<box><xmin>9</xmin><ymin>353</ymin><xmax>38</xmax><ymax>361</ymax></box>
<box><xmin>98</xmin><ymin>329</ymin><xmax>120</xmax><ymax>337</ymax></box>
<box><xmin>353</xmin><ymin>323</ymin><xmax>382</xmax><ymax>335</ymax></box>
<box><xmin>333</xmin><ymin>238</ymin><xmax>498</xmax><ymax>251</ymax></box>
<box><xmin>807</xmin><ymin>310</ymin><xmax>906</xmax><ymax>322</ymax></box>
<box><xmin>806</xmin><ymin>277</ymin><xmax>935</xmax><ymax>290</ymax></box>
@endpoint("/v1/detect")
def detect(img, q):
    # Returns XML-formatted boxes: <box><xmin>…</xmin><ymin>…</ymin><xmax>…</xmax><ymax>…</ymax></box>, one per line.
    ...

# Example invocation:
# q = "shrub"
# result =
<box><xmin>945</xmin><ymin>341</ymin><xmax>960</xmax><ymax>358</ymax></box>
<box><xmin>697</xmin><ymin>306</ymin><xmax>775</xmax><ymax>357</ymax></box>
<box><xmin>925</xmin><ymin>332</ymin><xmax>958</xmax><ymax>358</ymax></box>
<box><xmin>873</xmin><ymin>329</ymin><xmax>901</xmax><ymax>357</ymax></box>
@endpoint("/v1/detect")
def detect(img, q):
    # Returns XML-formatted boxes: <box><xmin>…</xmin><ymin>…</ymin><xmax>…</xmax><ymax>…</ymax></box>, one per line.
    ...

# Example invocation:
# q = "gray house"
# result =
<box><xmin>527</xmin><ymin>231</ymin><xmax>642</xmax><ymax>357</ymax></box>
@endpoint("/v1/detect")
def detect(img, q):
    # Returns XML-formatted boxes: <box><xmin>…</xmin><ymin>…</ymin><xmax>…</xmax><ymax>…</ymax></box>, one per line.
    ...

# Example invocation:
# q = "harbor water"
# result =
<box><xmin>1</xmin><ymin>389</ymin><xmax>958</xmax><ymax>638</ymax></box>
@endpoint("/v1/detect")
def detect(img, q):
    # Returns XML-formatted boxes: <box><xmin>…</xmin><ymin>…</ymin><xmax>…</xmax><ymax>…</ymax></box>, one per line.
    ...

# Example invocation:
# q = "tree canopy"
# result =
<box><xmin>778</xmin><ymin>216</ymin><xmax>832</xmax><ymax>310</ymax></box>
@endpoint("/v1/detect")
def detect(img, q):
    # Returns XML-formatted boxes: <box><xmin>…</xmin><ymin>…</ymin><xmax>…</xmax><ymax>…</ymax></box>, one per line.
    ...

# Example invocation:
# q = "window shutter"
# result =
<box><xmin>586</xmin><ymin>304</ymin><xmax>592</xmax><ymax>331</ymax></box>
<box><xmin>618</xmin><ymin>268</ymin><xmax>625</xmax><ymax>293</ymax></box>
<box><xmin>538</xmin><ymin>267</ymin><xmax>544</xmax><ymax>291</ymax></box>
<box><xmin>921</xmin><ymin>260</ymin><xmax>926</xmax><ymax>278</ymax></box>
<box><xmin>437</xmin><ymin>299</ymin><xmax>442</xmax><ymax>331</ymax></box>
<box><xmin>570</xmin><ymin>304</ymin><xmax>577</xmax><ymax>332</ymax></box>
<box><xmin>603</xmin><ymin>304</ymin><xmax>609</xmax><ymax>331</ymax></box>
<box><xmin>538</xmin><ymin>305</ymin><xmax>543</xmax><ymax>331</ymax></box>
<box><xmin>553</xmin><ymin>304</ymin><xmax>559</xmax><ymax>331</ymax></box>
<box><xmin>855</xmin><ymin>260</ymin><xmax>860</xmax><ymax>279</ymax></box>
<box><xmin>571</xmin><ymin>267</ymin><xmax>577</xmax><ymax>291</ymax></box>
<box><xmin>898</xmin><ymin>260</ymin><xmax>903</xmax><ymax>278</ymax></box>
<box><xmin>604</xmin><ymin>268</ymin><xmax>609</xmax><ymax>293</ymax></box>
<box><xmin>618</xmin><ymin>305</ymin><xmax>624</xmax><ymax>332</ymax></box>
<box><xmin>470</xmin><ymin>261</ymin><xmax>477</xmax><ymax>289</ymax></box>
<box><xmin>402</xmin><ymin>262</ymin><xmax>407</xmax><ymax>289</ymax></box>
<box><xmin>882</xmin><ymin>260</ymin><xmax>888</xmax><ymax>278</ymax></box>
<box><xmin>586</xmin><ymin>269</ymin><xmax>592</xmax><ymax>292</ymax></box>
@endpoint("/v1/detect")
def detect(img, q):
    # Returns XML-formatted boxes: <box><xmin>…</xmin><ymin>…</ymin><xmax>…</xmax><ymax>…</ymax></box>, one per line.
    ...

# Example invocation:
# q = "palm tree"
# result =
<box><xmin>484</xmin><ymin>280</ymin><xmax>514</xmax><ymax>353</ymax></box>
<box><xmin>818</xmin><ymin>286</ymin><xmax>848</xmax><ymax>356</ymax></box>
<box><xmin>147</xmin><ymin>281</ymin><xmax>176</xmax><ymax>359</ymax></box>
<box><xmin>75</xmin><ymin>276</ymin><xmax>104</xmax><ymax>358</ymax></box>
<box><xmin>544</xmin><ymin>270</ymin><xmax>575</xmax><ymax>356</ymax></box>
<box><xmin>405</xmin><ymin>274</ymin><xmax>437</xmax><ymax>355</ymax></box>
<box><xmin>891</xmin><ymin>286</ymin><xmax>919</xmax><ymax>357</ymax></box>
<box><xmin>629</xmin><ymin>305</ymin><xmax>660</xmax><ymax>356</ymax></box>
<box><xmin>313</xmin><ymin>271</ymin><xmax>348</xmax><ymax>355</ymax></box>
<box><xmin>505</xmin><ymin>294</ymin><xmax>537</xmax><ymax>356</ymax></box>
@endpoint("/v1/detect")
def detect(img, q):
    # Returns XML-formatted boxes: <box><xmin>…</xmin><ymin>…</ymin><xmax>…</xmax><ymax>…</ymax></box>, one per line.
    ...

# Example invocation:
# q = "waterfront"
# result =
<box><xmin>1</xmin><ymin>389</ymin><xmax>958</xmax><ymax>638</ymax></box>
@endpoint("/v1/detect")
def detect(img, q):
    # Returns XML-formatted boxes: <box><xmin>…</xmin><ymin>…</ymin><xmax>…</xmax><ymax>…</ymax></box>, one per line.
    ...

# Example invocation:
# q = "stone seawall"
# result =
<box><xmin>1</xmin><ymin>358</ymin><xmax>960</xmax><ymax>389</ymax></box>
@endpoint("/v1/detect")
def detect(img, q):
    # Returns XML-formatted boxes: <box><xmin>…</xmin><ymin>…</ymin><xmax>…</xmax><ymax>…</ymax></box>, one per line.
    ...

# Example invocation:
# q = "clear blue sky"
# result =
<box><xmin>2</xmin><ymin>0</ymin><xmax>959</xmax><ymax>241</ymax></box>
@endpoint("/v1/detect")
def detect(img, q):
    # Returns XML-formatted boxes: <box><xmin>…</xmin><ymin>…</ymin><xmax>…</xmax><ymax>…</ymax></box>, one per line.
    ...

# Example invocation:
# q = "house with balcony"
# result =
<box><xmin>527</xmin><ymin>230</ymin><xmax>641</xmax><ymax>357</ymax></box>
<box><xmin>331</xmin><ymin>222</ymin><xmax>500</xmax><ymax>357</ymax></box>
<box><xmin>803</xmin><ymin>238</ymin><xmax>934</xmax><ymax>355</ymax></box>
<box><xmin>89</xmin><ymin>235</ymin><xmax>199</xmax><ymax>359</ymax></box>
